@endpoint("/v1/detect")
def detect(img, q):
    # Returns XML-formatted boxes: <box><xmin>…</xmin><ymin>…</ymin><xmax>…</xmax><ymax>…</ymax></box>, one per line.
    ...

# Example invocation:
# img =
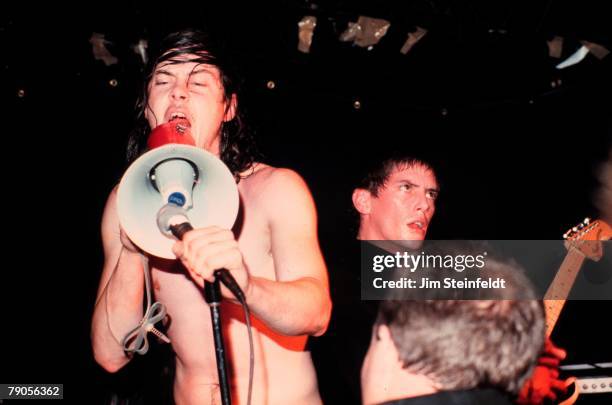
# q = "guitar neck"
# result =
<box><xmin>544</xmin><ymin>248</ymin><xmax>586</xmax><ymax>337</ymax></box>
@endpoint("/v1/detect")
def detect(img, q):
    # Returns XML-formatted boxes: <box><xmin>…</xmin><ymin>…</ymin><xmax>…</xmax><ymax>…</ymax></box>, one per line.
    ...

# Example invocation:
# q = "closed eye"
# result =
<box><xmin>153</xmin><ymin>70</ymin><xmax>173</xmax><ymax>86</ymax></box>
<box><xmin>189</xmin><ymin>70</ymin><xmax>213</xmax><ymax>88</ymax></box>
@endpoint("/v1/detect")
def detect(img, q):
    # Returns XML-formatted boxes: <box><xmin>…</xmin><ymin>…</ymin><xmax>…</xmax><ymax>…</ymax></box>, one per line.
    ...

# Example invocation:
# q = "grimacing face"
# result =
<box><xmin>359</xmin><ymin>163</ymin><xmax>438</xmax><ymax>242</ymax></box>
<box><xmin>145</xmin><ymin>54</ymin><xmax>236</xmax><ymax>154</ymax></box>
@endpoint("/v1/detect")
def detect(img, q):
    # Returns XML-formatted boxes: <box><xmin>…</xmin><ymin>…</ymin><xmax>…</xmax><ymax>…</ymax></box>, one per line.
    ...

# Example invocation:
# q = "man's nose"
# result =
<box><xmin>414</xmin><ymin>192</ymin><xmax>432</xmax><ymax>213</ymax></box>
<box><xmin>170</xmin><ymin>82</ymin><xmax>188</xmax><ymax>100</ymax></box>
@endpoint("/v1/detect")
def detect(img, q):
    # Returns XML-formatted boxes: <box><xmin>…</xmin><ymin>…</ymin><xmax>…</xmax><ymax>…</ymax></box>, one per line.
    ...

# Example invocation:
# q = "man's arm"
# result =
<box><xmin>91</xmin><ymin>188</ymin><xmax>145</xmax><ymax>372</ymax></box>
<box><xmin>246</xmin><ymin>168</ymin><xmax>332</xmax><ymax>336</ymax></box>
<box><xmin>174</xmin><ymin>168</ymin><xmax>332</xmax><ymax>337</ymax></box>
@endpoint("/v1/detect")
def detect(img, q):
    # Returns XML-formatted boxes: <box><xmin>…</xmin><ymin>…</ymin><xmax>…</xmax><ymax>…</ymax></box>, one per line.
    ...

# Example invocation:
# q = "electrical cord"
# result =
<box><xmin>122</xmin><ymin>255</ymin><xmax>171</xmax><ymax>355</ymax></box>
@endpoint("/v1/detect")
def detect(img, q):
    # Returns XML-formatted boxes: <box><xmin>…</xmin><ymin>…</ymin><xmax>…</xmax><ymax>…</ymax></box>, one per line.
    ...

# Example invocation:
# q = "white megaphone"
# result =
<box><xmin>117</xmin><ymin>121</ymin><xmax>239</xmax><ymax>259</ymax></box>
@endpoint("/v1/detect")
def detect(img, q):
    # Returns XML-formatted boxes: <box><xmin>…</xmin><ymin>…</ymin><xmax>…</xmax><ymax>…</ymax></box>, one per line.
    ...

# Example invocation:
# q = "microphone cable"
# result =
<box><xmin>122</xmin><ymin>255</ymin><xmax>171</xmax><ymax>355</ymax></box>
<box><xmin>169</xmin><ymin>220</ymin><xmax>254</xmax><ymax>405</ymax></box>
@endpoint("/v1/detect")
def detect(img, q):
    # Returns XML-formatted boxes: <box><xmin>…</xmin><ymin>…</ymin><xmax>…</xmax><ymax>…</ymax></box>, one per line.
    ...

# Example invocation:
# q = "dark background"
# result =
<box><xmin>2</xmin><ymin>1</ymin><xmax>611</xmax><ymax>403</ymax></box>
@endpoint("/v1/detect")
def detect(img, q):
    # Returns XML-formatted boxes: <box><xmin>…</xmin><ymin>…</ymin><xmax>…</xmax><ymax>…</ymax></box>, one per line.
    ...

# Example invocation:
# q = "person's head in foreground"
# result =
<box><xmin>361</xmin><ymin>247</ymin><xmax>545</xmax><ymax>405</ymax></box>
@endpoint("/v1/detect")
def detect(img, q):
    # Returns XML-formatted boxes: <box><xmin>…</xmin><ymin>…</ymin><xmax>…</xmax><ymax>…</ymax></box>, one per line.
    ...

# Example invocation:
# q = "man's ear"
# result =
<box><xmin>375</xmin><ymin>323</ymin><xmax>393</xmax><ymax>344</ymax></box>
<box><xmin>223</xmin><ymin>94</ymin><xmax>237</xmax><ymax>122</ymax></box>
<box><xmin>352</xmin><ymin>188</ymin><xmax>372</xmax><ymax>214</ymax></box>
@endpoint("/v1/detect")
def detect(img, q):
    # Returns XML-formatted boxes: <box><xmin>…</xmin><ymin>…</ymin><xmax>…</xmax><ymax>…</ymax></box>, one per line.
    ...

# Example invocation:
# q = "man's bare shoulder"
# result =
<box><xmin>107</xmin><ymin>184</ymin><xmax>119</xmax><ymax>203</ymax></box>
<box><xmin>239</xmin><ymin>163</ymin><xmax>311</xmax><ymax>202</ymax></box>
<box><xmin>102</xmin><ymin>186</ymin><xmax>120</xmax><ymax>229</ymax></box>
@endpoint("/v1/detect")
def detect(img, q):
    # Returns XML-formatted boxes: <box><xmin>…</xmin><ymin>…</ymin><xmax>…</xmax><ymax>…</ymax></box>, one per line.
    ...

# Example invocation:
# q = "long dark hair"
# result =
<box><xmin>126</xmin><ymin>28</ymin><xmax>259</xmax><ymax>181</ymax></box>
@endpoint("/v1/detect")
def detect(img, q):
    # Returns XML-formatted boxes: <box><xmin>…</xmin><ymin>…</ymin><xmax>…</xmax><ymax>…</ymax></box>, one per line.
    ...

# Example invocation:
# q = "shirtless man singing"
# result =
<box><xmin>91</xmin><ymin>28</ymin><xmax>331</xmax><ymax>405</ymax></box>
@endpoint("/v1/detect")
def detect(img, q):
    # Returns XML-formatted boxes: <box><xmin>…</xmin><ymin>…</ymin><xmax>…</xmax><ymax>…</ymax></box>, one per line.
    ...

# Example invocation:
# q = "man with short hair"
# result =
<box><xmin>361</xmin><ymin>248</ymin><xmax>546</xmax><ymax>405</ymax></box>
<box><xmin>314</xmin><ymin>155</ymin><xmax>439</xmax><ymax>404</ymax></box>
<box><xmin>352</xmin><ymin>156</ymin><xmax>439</xmax><ymax>243</ymax></box>
<box><xmin>316</xmin><ymin>154</ymin><xmax>564</xmax><ymax>404</ymax></box>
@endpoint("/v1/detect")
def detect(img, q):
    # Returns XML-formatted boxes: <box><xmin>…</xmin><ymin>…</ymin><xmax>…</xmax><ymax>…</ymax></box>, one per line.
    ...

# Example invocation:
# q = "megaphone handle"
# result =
<box><xmin>168</xmin><ymin>220</ymin><xmax>232</xmax><ymax>405</ymax></box>
<box><xmin>169</xmin><ymin>222</ymin><xmax>193</xmax><ymax>240</ymax></box>
<box><xmin>169</xmin><ymin>222</ymin><xmax>245</xmax><ymax>304</ymax></box>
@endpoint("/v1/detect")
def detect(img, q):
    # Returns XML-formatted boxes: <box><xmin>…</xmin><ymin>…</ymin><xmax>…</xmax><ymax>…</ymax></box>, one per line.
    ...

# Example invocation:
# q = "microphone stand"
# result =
<box><xmin>169</xmin><ymin>222</ymin><xmax>233</xmax><ymax>405</ymax></box>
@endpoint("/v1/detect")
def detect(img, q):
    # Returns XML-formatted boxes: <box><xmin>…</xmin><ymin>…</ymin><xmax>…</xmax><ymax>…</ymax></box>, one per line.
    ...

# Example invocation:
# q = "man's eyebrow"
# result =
<box><xmin>395</xmin><ymin>179</ymin><xmax>440</xmax><ymax>193</ymax></box>
<box><xmin>189</xmin><ymin>68</ymin><xmax>219</xmax><ymax>82</ymax></box>
<box><xmin>152</xmin><ymin>67</ymin><xmax>216</xmax><ymax>78</ymax></box>
<box><xmin>153</xmin><ymin>69</ymin><xmax>174</xmax><ymax>76</ymax></box>
<box><xmin>190</xmin><ymin>67</ymin><xmax>216</xmax><ymax>75</ymax></box>
<box><xmin>394</xmin><ymin>179</ymin><xmax>417</xmax><ymax>186</ymax></box>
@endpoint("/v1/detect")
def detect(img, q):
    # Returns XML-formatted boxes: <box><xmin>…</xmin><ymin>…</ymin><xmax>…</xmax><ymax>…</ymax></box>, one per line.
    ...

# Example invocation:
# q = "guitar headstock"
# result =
<box><xmin>563</xmin><ymin>218</ymin><xmax>612</xmax><ymax>261</ymax></box>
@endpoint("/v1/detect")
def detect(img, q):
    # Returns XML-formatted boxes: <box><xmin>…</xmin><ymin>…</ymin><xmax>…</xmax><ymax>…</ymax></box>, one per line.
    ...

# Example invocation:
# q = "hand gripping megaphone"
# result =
<box><xmin>116</xmin><ymin>120</ymin><xmax>239</xmax><ymax>259</ymax></box>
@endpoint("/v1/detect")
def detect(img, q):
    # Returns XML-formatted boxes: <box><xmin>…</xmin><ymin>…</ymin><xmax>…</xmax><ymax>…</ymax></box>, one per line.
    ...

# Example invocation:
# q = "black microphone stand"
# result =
<box><xmin>169</xmin><ymin>222</ymin><xmax>232</xmax><ymax>405</ymax></box>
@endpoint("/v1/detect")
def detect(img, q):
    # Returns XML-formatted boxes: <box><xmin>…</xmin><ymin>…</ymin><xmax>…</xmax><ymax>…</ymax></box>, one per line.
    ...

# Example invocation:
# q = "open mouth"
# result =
<box><xmin>169</xmin><ymin>113</ymin><xmax>191</xmax><ymax>133</ymax></box>
<box><xmin>408</xmin><ymin>221</ymin><xmax>426</xmax><ymax>231</ymax></box>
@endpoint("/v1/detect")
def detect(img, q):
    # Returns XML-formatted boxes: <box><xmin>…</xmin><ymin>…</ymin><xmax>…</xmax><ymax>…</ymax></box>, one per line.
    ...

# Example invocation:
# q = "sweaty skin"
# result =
<box><xmin>92</xmin><ymin>56</ymin><xmax>331</xmax><ymax>405</ymax></box>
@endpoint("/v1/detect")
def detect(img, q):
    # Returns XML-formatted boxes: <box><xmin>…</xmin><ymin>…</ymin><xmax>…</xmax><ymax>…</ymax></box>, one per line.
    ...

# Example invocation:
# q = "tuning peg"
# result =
<box><xmin>583</xmin><ymin>217</ymin><xmax>591</xmax><ymax>225</ymax></box>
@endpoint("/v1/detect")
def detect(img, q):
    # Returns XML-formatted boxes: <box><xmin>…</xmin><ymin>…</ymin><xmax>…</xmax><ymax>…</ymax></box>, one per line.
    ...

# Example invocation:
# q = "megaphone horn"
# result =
<box><xmin>117</xmin><ymin>122</ymin><xmax>239</xmax><ymax>259</ymax></box>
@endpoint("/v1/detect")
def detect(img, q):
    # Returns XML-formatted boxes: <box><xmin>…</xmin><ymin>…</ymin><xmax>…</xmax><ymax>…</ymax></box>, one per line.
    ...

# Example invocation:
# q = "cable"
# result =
<box><xmin>168</xmin><ymin>217</ymin><xmax>254</xmax><ymax>405</ymax></box>
<box><xmin>242</xmin><ymin>302</ymin><xmax>254</xmax><ymax>405</ymax></box>
<box><xmin>119</xmin><ymin>256</ymin><xmax>254</xmax><ymax>404</ymax></box>
<box><xmin>122</xmin><ymin>254</ymin><xmax>171</xmax><ymax>355</ymax></box>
